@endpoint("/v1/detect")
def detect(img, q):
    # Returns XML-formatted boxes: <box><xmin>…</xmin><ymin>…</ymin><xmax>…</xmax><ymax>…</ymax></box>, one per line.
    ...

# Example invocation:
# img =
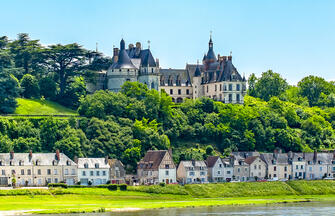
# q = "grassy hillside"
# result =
<box><xmin>14</xmin><ymin>98</ymin><xmax>77</xmax><ymax>116</ymax></box>
<box><xmin>128</xmin><ymin>180</ymin><xmax>335</xmax><ymax>198</ymax></box>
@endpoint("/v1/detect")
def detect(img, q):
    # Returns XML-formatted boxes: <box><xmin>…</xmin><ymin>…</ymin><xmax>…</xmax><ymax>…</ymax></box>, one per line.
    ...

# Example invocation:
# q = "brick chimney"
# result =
<box><xmin>56</xmin><ymin>149</ymin><xmax>60</xmax><ymax>161</ymax></box>
<box><xmin>29</xmin><ymin>150</ymin><xmax>33</xmax><ymax>161</ymax></box>
<box><xmin>10</xmin><ymin>151</ymin><xmax>14</xmax><ymax>160</ymax></box>
<box><xmin>113</xmin><ymin>47</ymin><xmax>119</xmax><ymax>63</ymax></box>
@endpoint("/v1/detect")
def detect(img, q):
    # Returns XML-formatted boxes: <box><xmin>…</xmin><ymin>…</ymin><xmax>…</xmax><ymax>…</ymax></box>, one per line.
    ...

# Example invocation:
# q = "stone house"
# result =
<box><xmin>77</xmin><ymin>157</ymin><xmax>110</xmax><ymax>185</ymax></box>
<box><xmin>292</xmin><ymin>153</ymin><xmax>306</xmax><ymax>179</ymax></box>
<box><xmin>305</xmin><ymin>152</ymin><xmax>332</xmax><ymax>180</ymax></box>
<box><xmin>245</xmin><ymin>155</ymin><xmax>267</xmax><ymax>181</ymax></box>
<box><xmin>0</xmin><ymin>150</ymin><xmax>77</xmax><ymax>186</ymax></box>
<box><xmin>231</xmin><ymin>152</ymin><xmax>259</xmax><ymax>181</ymax></box>
<box><xmin>206</xmin><ymin>156</ymin><xmax>233</xmax><ymax>182</ymax></box>
<box><xmin>108</xmin><ymin>159</ymin><xmax>126</xmax><ymax>184</ymax></box>
<box><xmin>261</xmin><ymin>152</ymin><xmax>292</xmax><ymax>180</ymax></box>
<box><xmin>177</xmin><ymin>160</ymin><xmax>208</xmax><ymax>184</ymax></box>
<box><xmin>137</xmin><ymin>150</ymin><xmax>176</xmax><ymax>185</ymax></box>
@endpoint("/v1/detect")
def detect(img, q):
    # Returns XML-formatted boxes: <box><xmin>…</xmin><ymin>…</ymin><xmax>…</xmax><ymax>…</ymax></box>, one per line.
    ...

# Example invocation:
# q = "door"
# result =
<box><xmin>165</xmin><ymin>179</ymin><xmax>169</xmax><ymax>184</ymax></box>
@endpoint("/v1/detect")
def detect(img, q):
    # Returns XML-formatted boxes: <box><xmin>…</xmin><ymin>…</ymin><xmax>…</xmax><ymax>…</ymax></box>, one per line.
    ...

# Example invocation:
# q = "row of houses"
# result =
<box><xmin>1</xmin><ymin>149</ymin><xmax>335</xmax><ymax>186</ymax></box>
<box><xmin>136</xmin><ymin>150</ymin><xmax>335</xmax><ymax>184</ymax></box>
<box><xmin>0</xmin><ymin>150</ymin><xmax>125</xmax><ymax>186</ymax></box>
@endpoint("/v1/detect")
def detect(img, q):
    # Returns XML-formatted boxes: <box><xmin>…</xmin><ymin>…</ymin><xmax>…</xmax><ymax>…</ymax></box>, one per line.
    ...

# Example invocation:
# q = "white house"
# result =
<box><xmin>77</xmin><ymin>157</ymin><xmax>110</xmax><ymax>185</ymax></box>
<box><xmin>137</xmin><ymin>150</ymin><xmax>176</xmax><ymax>185</ymax></box>
<box><xmin>177</xmin><ymin>160</ymin><xmax>208</xmax><ymax>184</ymax></box>
<box><xmin>206</xmin><ymin>156</ymin><xmax>233</xmax><ymax>182</ymax></box>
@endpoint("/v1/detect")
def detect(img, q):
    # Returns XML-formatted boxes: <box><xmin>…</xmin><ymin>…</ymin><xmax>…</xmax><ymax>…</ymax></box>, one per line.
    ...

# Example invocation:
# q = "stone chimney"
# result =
<box><xmin>288</xmin><ymin>151</ymin><xmax>293</xmax><ymax>159</ymax></box>
<box><xmin>156</xmin><ymin>58</ymin><xmax>159</xmax><ymax>67</ymax></box>
<box><xmin>10</xmin><ymin>151</ymin><xmax>14</xmax><ymax>160</ymax></box>
<box><xmin>56</xmin><ymin>149</ymin><xmax>60</xmax><ymax>161</ymax></box>
<box><xmin>135</xmin><ymin>42</ymin><xmax>141</xmax><ymax>50</ymax></box>
<box><xmin>128</xmin><ymin>43</ymin><xmax>134</xmax><ymax>49</ymax></box>
<box><xmin>105</xmin><ymin>156</ymin><xmax>109</xmax><ymax>164</ymax></box>
<box><xmin>113</xmin><ymin>47</ymin><xmax>119</xmax><ymax>63</ymax></box>
<box><xmin>168</xmin><ymin>149</ymin><xmax>172</xmax><ymax>157</ymax></box>
<box><xmin>313</xmin><ymin>150</ymin><xmax>318</xmax><ymax>161</ymax></box>
<box><xmin>74</xmin><ymin>156</ymin><xmax>78</xmax><ymax>164</ymax></box>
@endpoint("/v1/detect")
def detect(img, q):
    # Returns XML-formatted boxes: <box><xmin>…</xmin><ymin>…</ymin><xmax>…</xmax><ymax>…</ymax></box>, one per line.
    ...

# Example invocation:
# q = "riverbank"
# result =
<box><xmin>1</xmin><ymin>180</ymin><xmax>335</xmax><ymax>214</ymax></box>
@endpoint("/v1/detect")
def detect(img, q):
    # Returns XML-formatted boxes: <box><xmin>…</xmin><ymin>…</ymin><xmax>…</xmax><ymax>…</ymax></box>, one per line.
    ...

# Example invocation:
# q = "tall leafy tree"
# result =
<box><xmin>20</xmin><ymin>74</ymin><xmax>39</xmax><ymax>98</ymax></box>
<box><xmin>43</xmin><ymin>43</ymin><xmax>88</xmax><ymax>96</ymax></box>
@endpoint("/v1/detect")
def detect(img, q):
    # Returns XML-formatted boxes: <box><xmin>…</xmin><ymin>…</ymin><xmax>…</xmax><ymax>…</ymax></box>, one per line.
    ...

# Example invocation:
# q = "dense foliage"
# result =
<box><xmin>1</xmin><ymin>33</ymin><xmax>335</xmax><ymax>173</ymax></box>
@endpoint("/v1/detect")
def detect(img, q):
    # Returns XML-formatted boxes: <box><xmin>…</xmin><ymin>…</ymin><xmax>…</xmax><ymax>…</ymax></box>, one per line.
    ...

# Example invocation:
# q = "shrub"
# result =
<box><xmin>108</xmin><ymin>184</ymin><xmax>117</xmax><ymax>191</ymax></box>
<box><xmin>159</xmin><ymin>182</ymin><xmax>166</xmax><ymax>187</ymax></box>
<box><xmin>48</xmin><ymin>183</ymin><xmax>68</xmax><ymax>189</ymax></box>
<box><xmin>119</xmin><ymin>184</ymin><xmax>127</xmax><ymax>191</ymax></box>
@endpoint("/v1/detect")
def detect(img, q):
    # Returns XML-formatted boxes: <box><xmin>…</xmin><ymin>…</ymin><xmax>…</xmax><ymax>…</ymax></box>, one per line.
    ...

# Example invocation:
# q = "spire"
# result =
<box><xmin>147</xmin><ymin>40</ymin><xmax>151</xmax><ymax>49</ymax></box>
<box><xmin>206</xmin><ymin>33</ymin><xmax>216</xmax><ymax>61</ymax></box>
<box><xmin>194</xmin><ymin>60</ymin><xmax>201</xmax><ymax>77</ymax></box>
<box><xmin>96</xmin><ymin>42</ymin><xmax>98</xmax><ymax>52</ymax></box>
<box><xmin>209</xmin><ymin>30</ymin><xmax>213</xmax><ymax>47</ymax></box>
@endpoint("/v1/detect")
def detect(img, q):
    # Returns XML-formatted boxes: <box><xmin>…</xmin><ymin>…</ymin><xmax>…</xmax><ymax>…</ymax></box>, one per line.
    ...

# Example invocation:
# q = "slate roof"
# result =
<box><xmin>137</xmin><ymin>150</ymin><xmax>169</xmax><ymax>170</ymax></box>
<box><xmin>179</xmin><ymin>160</ymin><xmax>207</xmax><ymax>168</ymax></box>
<box><xmin>206</xmin><ymin>156</ymin><xmax>221</xmax><ymax>168</ymax></box>
<box><xmin>261</xmin><ymin>153</ymin><xmax>290</xmax><ymax>165</ymax></box>
<box><xmin>160</xmin><ymin>69</ymin><xmax>191</xmax><ymax>86</ymax></box>
<box><xmin>108</xmin><ymin>159</ymin><xmax>124</xmax><ymax>168</ymax></box>
<box><xmin>304</xmin><ymin>152</ymin><xmax>333</xmax><ymax>164</ymax></box>
<box><xmin>194</xmin><ymin>64</ymin><xmax>201</xmax><ymax>77</ymax></box>
<box><xmin>0</xmin><ymin>153</ymin><xmax>76</xmax><ymax>166</ymax></box>
<box><xmin>111</xmin><ymin>39</ymin><xmax>137</xmax><ymax>70</ymax></box>
<box><xmin>78</xmin><ymin>158</ymin><xmax>110</xmax><ymax>169</ymax></box>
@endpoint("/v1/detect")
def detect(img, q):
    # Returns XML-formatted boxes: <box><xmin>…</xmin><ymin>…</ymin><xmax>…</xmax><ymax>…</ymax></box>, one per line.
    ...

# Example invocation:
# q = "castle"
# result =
<box><xmin>88</xmin><ymin>36</ymin><xmax>247</xmax><ymax>104</ymax></box>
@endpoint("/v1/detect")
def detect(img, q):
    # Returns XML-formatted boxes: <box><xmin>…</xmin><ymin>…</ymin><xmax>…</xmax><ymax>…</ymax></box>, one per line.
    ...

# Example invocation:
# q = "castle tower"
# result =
<box><xmin>192</xmin><ymin>61</ymin><xmax>203</xmax><ymax>99</ymax></box>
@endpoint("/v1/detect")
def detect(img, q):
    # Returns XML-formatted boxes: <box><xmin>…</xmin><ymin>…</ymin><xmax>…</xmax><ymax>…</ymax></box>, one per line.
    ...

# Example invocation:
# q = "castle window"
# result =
<box><xmin>236</xmin><ymin>94</ymin><xmax>240</xmax><ymax>103</ymax></box>
<box><xmin>126</xmin><ymin>78</ymin><xmax>130</xmax><ymax>81</ymax></box>
<box><xmin>186</xmin><ymin>89</ymin><xmax>189</xmax><ymax>95</ymax></box>
<box><xmin>160</xmin><ymin>76</ymin><xmax>165</xmax><ymax>86</ymax></box>
<box><xmin>151</xmin><ymin>68</ymin><xmax>154</xmax><ymax>73</ymax></box>
<box><xmin>215</xmin><ymin>85</ymin><xmax>217</xmax><ymax>91</ymax></box>
<box><xmin>224</xmin><ymin>84</ymin><xmax>227</xmax><ymax>91</ymax></box>
<box><xmin>176</xmin><ymin>75</ymin><xmax>181</xmax><ymax>86</ymax></box>
<box><xmin>151</xmin><ymin>82</ymin><xmax>155</xmax><ymax>89</ymax></box>
<box><xmin>229</xmin><ymin>94</ymin><xmax>232</xmax><ymax>102</ymax></box>
<box><xmin>119</xmin><ymin>69</ymin><xmax>121</xmax><ymax>72</ymax></box>
<box><xmin>170</xmin><ymin>89</ymin><xmax>173</xmax><ymax>95</ymax></box>
<box><xmin>176</xmin><ymin>98</ymin><xmax>183</xmax><ymax>103</ymax></box>
<box><xmin>236</xmin><ymin>84</ymin><xmax>240</xmax><ymax>91</ymax></box>
<box><xmin>220</xmin><ymin>84</ymin><xmax>222</xmax><ymax>91</ymax></box>
<box><xmin>178</xmin><ymin>89</ymin><xmax>181</xmax><ymax>95</ymax></box>
<box><xmin>229</xmin><ymin>84</ymin><xmax>233</xmax><ymax>91</ymax></box>
<box><xmin>127</xmin><ymin>69</ymin><xmax>130</xmax><ymax>72</ymax></box>
<box><xmin>168</xmin><ymin>76</ymin><xmax>173</xmax><ymax>86</ymax></box>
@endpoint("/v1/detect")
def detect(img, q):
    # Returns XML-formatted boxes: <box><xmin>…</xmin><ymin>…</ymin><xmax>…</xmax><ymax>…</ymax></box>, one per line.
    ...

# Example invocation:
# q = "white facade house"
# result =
<box><xmin>77</xmin><ymin>158</ymin><xmax>110</xmax><ymax>185</ymax></box>
<box><xmin>137</xmin><ymin>150</ymin><xmax>176</xmax><ymax>185</ymax></box>
<box><xmin>177</xmin><ymin>160</ymin><xmax>208</xmax><ymax>184</ymax></box>
<box><xmin>206</xmin><ymin>156</ymin><xmax>233</xmax><ymax>182</ymax></box>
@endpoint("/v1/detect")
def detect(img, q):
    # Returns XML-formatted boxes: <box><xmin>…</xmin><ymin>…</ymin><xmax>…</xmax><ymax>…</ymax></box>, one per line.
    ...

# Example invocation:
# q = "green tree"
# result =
<box><xmin>39</xmin><ymin>76</ymin><xmax>57</xmax><ymax>99</ymax></box>
<box><xmin>20</xmin><ymin>74</ymin><xmax>39</xmax><ymax>98</ymax></box>
<box><xmin>0</xmin><ymin>71</ymin><xmax>20</xmax><ymax>113</ymax></box>
<box><xmin>250</xmin><ymin>70</ymin><xmax>289</xmax><ymax>101</ymax></box>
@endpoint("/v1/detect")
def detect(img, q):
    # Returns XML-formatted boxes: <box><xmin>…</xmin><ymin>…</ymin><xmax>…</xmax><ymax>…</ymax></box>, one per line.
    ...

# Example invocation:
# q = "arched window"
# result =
<box><xmin>176</xmin><ymin>98</ymin><xmax>183</xmax><ymax>103</ymax></box>
<box><xmin>171</xmin><ymin>98</ymin><xmax>175</xmax><ymax>103</ymax></box>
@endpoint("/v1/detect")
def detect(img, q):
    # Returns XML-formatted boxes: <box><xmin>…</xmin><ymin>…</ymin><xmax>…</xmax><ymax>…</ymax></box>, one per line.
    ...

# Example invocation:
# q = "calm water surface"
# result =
<box><xmin>30</xmin><ymin>202</ymin><xmax>335</xmax><ymax>216</ymax></box>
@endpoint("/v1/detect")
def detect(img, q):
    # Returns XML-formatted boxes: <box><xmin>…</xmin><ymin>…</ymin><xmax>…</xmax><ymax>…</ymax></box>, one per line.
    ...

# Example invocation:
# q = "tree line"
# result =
<box><xmin>1</xmin><ymin>33</ymin><xmax>335</xmax><ymax>172</ymax></box>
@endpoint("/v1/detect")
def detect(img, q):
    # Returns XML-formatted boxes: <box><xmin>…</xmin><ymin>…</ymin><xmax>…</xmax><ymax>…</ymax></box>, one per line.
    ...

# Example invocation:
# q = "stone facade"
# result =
<box><xmin>177</xmin><ymin>160</ymin><xmax>208</xmax><ymax>184</ymax></box>
<box><xmin>88</xmin><ymin>36</ymin><xmax>247</xmax><ymax>104</ymax></box>
<box><xmin>77</xmin><ymin>157</ymin><xmax>110</xmax><ymax>185</ymax></box>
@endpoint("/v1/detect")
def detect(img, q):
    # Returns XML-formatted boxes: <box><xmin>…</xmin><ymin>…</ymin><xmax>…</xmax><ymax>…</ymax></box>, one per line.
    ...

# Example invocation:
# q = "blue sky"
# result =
<box><xmin>1</xmin><ymin>0</ymin><xmax>335</xmax><ymax>84</ymax></box>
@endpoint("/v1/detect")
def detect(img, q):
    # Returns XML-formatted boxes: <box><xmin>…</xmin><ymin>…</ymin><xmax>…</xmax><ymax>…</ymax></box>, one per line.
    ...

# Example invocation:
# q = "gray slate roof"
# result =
<box><xmin>0</xmin><ymin>153</ymin><xmax>75</xmax><ymax>166</ymax></box>
<box><xmin>78</xmin><ymin>158</ymin><xmax>110</xmax><ymax>169</ymax></box>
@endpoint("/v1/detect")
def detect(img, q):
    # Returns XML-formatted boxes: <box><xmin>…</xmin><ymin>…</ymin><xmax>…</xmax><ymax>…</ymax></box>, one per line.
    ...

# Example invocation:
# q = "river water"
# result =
<box><xmin>30</xmin><ymin>202</ymin><xmax>335</xmax><ymax>216</ymax></box>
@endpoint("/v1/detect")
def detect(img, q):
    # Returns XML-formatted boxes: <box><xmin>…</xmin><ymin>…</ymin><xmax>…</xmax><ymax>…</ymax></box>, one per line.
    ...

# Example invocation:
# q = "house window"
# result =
<box><xmin>96</xmin><ymin>171</ymin><xmax>100</xmax><ymax>176</ymax></box>
<box><xmin>55</xmin><ymin>178</ymin><xmax>58</xmax><ymax>183</ymax></box>
<box><xmin>65</xmin><ymin>169</ymin><xmax>69</xmax><ymax>175</ymax></box>
<box><xmin>320</xmin><ymin>167</ymin><xmax>323</xmax><ymax>171</ymax></box>
<box><xmin>220</xmin><ymin>84</ymin><xmax>222</xmax><ymax>91</ymax></box>
<box><xmin>165</xmin><ymin>164</ymin><xmax>170</xmax><ymax>169</ymax></box>
<box><xmin>54</xmin><ymin>169</ymin><xmax>58</xmax><ymax>175</ymax></box>
<box><xmin>301</xmin><ymin>165</ymin><xmax>304</xmax><ymax>169</ymax></box>
<box><xmin>82</xmin><ymin>171</ymin><xmax>86</xmax><ymax>176</ymax></box>
<box><xmin>215</xmin><ymin>85</ymin><xmax>217</xmax><ymax>91</ymax></box>
<box><xmin>274</xmin><ymin>166</ymin><xmax>277</xmax><ymax>171</ymax></box>
<box><xmin>47</xmin><ymin>169</ymin><xmax>51</xmax><ymax>175</ymax></box>
<box><xmin>254</xmin><ymin>165</ymin><xmax>257</xmax><ymax>169</ymax></box>
<box><xmin>189</xmin><ymin>171</ymin><xmax>195</xmax><ymax>176</ymax></box>
<box><xmin>165</xmin><ymin>170</ymin><xmax>169</xmax><ymax>175</ymax></box>
<box><xmin>227</xmin><ymin>171</ymin><xmax>231</xmax><ymax>174</ymax></box>
<box><xmin>71</xmin><ymin>169</ymin><xmax>75</xmax><ymax>175</ymax></box>
<box><xmin>1</xmin><ymin>170</ymin><xmax>5</xmax><ymax>175</ymax></box>
<box><xmin>21</xmin><ymin>169</ymin><xmax>24</xmax><ymax>175</ymax></box>
<box><xmin>47</xmin><ymin>178</ymin><xmax>51</xmax><ymax>183</ymax></box>
<box><xmin>309</xmin><ymin>167</ymin><xmax>312</xmax><ymax>172</ymax></box>
<box><xmin>95</xmin><ymin>163</ymin><xmax>99</xmax><ymax>168</ymax></box>
<box><xmin>219</xmin><ymin>164</ymin><xmax>222</xmax><ymax>168</ymax></box>
<box><xmin>84</xmin><ymin>163</ymin><xmax>88</xmax><ymax>169</ymax></box>
<box><xmin>90</xmin><ymin>171</ymin><xmax>94</xmax><ymax>176</ymax></box>
<box><xmin>170</xmin><ymin>89</ymin><xmax>173</xmax><ymax>94</ymax></box>
<box><xmin>38</xmin><ymin>169</ymin><xmax>41</xmax><ymax>175</ymax></box>
<box><xmin>103</xmin><ymin>171</ymin><xmax>106</xmax><ymax>176</ymax></box>
<box><xmin>237</xmin><ymin>168</ymin><xmax>240</xmax><ymax>173</ymax></box>
<box><xmin>296</xmin><ymin>165</ymin><xmax>299</xmax><ymax>169</ymax></box>
<box><xmin>258</xmin><ymin>165</ymin><xmax>261</xmax><ymax>169</ymax></box>
<box><xmin>285</xmin><ymin>166</ymin><xmax>287</xmax><ymax>172</ymax></box>
<box><xmin>200</xmin><ymin>171</ymin><xmax>205</xmax><ymax>176</ymax></box>
<box><xmin>218</xmin><ymin>171</ymin><xmax>221</xmax><ymax>175</ymax></box>
<box><xmin>229</xmin><ymin>84</ymin><xmax>233</xmax><ymax>91</ymax></box>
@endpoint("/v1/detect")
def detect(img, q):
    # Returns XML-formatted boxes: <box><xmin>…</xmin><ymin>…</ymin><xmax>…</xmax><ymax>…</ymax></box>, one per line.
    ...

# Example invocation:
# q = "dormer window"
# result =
<box><xmin>0</xmin><ymin>161</ymin><xmax>2</xmax><ymax>166</ymax></box>
<box><xmin>332</xmin><ymin>161</ymin><xmax>335</xmax><ymax>165</ymax></box>
<box><xmin>19</xmin><ymin>160</ymin><xmax>23</xmax><ymax>166</ymax></box>
<box><xmin>318</xmin><ymin>161</ymin><xmax>322</xmax><ymax>164</ymax></box>
<box><xmin>308</xmin><ymin>161</ymin><xmax>312</xmax><ymax>165</ymax></box>
<box><xmin>35</xmin><ymin>160</ymin><xmax>40</xmax><ymax>166</ymax></box>
<box><xmin>10</xmin><ymin>161</ymin><xmax>13</xmax><ymax>166</ymax></box>
<box><xmin>298</xmin><ymin>157</ymin><xmax>302</xmax><ymax>161</ymax></box>
<box><xmin>52</xmin><ymin>160</ymin><xmax>57</xmax><ymax>166</ymax></box>
<box><xmin>95</xmin><ymin>163</ymin><xmax>99</xmax><ymax>168</ymax></box>
<box><xmin>66</xmin><ymin>160</ymin><xmax>71</xmax><ymax>166</ymax></box>
<box><xmin>84</xmin><ymin>163</ymin><xmax>89</xmax><ymax>169</ymax></box>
